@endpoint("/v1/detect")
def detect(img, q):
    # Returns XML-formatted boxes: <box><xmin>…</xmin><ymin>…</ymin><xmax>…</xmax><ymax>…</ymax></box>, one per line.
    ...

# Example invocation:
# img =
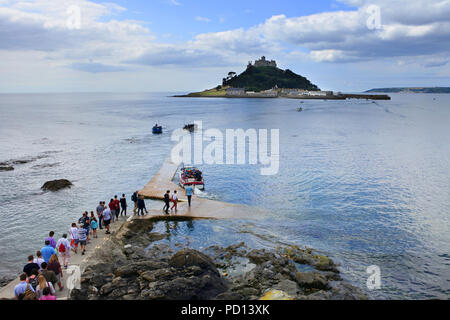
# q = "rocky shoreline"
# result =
<box><xmin>70</xmin><ymin>217</ymin><xmax>367</xmax><ymax>300</ymax></box>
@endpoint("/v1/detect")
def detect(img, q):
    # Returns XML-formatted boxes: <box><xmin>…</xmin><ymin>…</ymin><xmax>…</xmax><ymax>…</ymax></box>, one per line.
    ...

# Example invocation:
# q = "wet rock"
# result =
<box><xmin>41</xmin><ymin>179</ymin><xmax>72</xmax><ymax>191</ymax></box>
<box><xmin>260</xmin><ymin>289</ymin><xmax>294</xmax><ymax>300</ymax></box>
<box><xmin>274</xmin><ymin>279</ymin><xmax>301</xmax><ymax>296</ymax></box>
<box><xmin>0</xmin><ymin>166</ymin><xmax>14</xmax><ymax>171</ymax></box>
<box><xmin>295</xmin><ymin>272</ymin><xmax>329</xmax><ymax>290</ymax></box>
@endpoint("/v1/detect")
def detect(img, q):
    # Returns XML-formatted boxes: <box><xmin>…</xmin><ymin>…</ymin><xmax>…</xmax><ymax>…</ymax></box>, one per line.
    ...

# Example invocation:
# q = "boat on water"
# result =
<box><xmin>152</xmin><ymin>124</ymin><xmax>163</xmax><ymax>134</ymax></box>
<box><xmin>296</xmin><ymin>107</ymin><xmax>303</xmax><ymax>112</ymax></box>
<box><xmin>183</xmin><ymin>123</ymin><xmax>197</xmax><ymax>132</ymax></box>
<box><xmin>178</xmin><ymin>165</ymin><xmax>204</xmax><ymax>190</ymax></box>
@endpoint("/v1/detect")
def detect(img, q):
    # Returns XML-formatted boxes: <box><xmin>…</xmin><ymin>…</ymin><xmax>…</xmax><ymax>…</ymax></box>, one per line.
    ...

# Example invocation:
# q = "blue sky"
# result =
<box><xmin>0</xmin><ymin>0</ymin><xmax>449</xmax><ymax>92</ymax></box>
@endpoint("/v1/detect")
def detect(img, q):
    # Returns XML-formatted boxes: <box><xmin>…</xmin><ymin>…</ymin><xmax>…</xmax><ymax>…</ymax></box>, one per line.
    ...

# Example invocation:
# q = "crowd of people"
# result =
<box><xmin>12</xmin><ymin>193</ymin><xmax>133</xmax><ymax>300</ymax></box>
<box><xmin>11</xmin><ymin>188</ymin><xmax>194</xmax><ymax>300</ymax></box>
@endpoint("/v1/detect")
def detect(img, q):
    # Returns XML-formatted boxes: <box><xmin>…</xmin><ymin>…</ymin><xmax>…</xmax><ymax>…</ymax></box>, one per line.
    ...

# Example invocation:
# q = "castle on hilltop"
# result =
<box><xmin>248</xmin><ymin>56</ymin><xmax>277</xmax><ymax>68</ymax></box>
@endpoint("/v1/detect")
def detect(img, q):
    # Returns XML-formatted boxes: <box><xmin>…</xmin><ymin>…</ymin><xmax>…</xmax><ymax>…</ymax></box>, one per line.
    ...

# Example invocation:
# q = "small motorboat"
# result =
<box><xmin>296</xmin><ymin>107</ymin><xmax>303</xmax><ymax>112</ymax></box>
<box><xmin>183</xmin><ymin>123</ymin><xmax>197</xmax><ymax>132</ymax></box>
<box><xmin>152</xmin><ymin>124</ymin><xmax>163</xmax><ymax>134</ymax></box>
<box><xmin>178</xmin><ymin>165</ymin><xmax>204</xmax><ymax>190</ymax></box>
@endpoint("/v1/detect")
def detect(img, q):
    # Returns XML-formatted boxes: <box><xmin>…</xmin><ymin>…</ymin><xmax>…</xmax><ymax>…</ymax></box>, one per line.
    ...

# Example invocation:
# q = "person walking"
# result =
<box><xmin>23</xmin><ymin>255</ymin><xmax>40</xmax><ymax>277</ymax></box>
<box><xmin>131</xmin><ymin>191</ymin><xmax>138</xmax><ymax>213</ymax></box>
<box><xmin>45</xmin><ymin>231</ymin><xmax>57</xmax><ymax>249</ymax></box>
<box><xmin>28</xmin><ymin>269</ymin><xmax>39</xmax><ymax>290</ymax></box>
<box><xmin>56</xmin><ymin>234</ymin><xmax>71</xmax><ymax>269</ymax></box>
<box><xmin>78</xmin><ymin>212</ymin><xmax>90</xmax><ymax>243</ymax></box>
<box><xmin>185</xmin><ymin>185</ymin><xmax>193</xmax><ymax>207</ymax></box>
<box><xmin>120</xmin><ymin>194</ymin><xmax>127</xmax><ymax>216</ymax></box>
<box><xmin>96</xmin><ymin>201</ymin><xmax>104</xmax><ymax>229</ymax></box>
<box><xmin>40</xmin><ymin>262</ymin><xmax>58</xmax><ymax>290</ymax></box>
<box><xmin>102</xmin><ymin>207</ymin><xmax>112</xmax><ymax>234</ymax></box>
<box><xmin>14</xmin><ymin>273</ymin><xmax>35</xmax><ymax>299</ymax></box>
<box><xmin>77</xmin><ymin>223</ymin><xmax>87</xmax><ymax>255</ymax></box>
<box><xmin>170</xmin><ymin>190</ymin><xmax>178</xmax><ymax>212</ymax></box>
<box><xmin>35</xmin><ymin>274</ymin><xmax>56</xmax><ymax>299</ymax></box>
<box><xmin>91</xmin><ymin>216</ymin><xmax>98</xmax><ymax>238</ymax></box>
<box><xmin>33</xmin><ymin>251</ymin><xmax>45</xmax><ymax>270</ymax></box>
<box><xmin>109</xmin><ymin>199</ymin><xmax>116</xmax><ymax>223</ymax></box>
<box><xmin>113</xmin><ymin>195</ymin><xmax>120</xmax><ymax>221</ymax></box>
<box><xmin>137</xmin><ymin>195</ymin><xmax>147</xmax><ymax>216</ymax></box>
<box><xmin>163</xmin><ymin>190</ymin><xmax>171</xmax><ymax>214</ymax></box>
<box><xmin>47</xmin><ymin>254</ymin><xmax>63</xmax><ymax>291</ymax></box>
<box><xmin>41</xmin><ymin>240</ymin><xmax>56</xmax><ymax>263</ymax></box>
<box><xmin>69</xmin><ymin>223</ymin><xmax>79</xmax><ymax>254</ymax></box>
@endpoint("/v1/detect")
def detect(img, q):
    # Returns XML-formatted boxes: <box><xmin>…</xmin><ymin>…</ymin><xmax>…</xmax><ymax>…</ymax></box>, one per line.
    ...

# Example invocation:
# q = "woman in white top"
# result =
<box><xmin>69</xmin><ymin>223</ymin><xmax>79</xmax><ymax>254</ymax></box>
<box><xmin>170</xmin><ymin>190</ymin><xmax>178</xmax><ymax>212</ymax></box>
<box><xmin>35</xmin><ymin>274</ymin><xmax>56</xmax><ymax>299</ymax></box>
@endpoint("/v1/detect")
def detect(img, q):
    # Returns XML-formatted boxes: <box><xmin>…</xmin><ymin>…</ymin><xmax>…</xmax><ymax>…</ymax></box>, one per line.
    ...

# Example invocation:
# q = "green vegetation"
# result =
<box><xmin>222</xmin><ymin>66</ymin><xmax>319</xmax><ymax>92</ymax></box>
<box><xmin>186</xmin><ymin>86</ymin><xmax>228</xmax><ymax>97</ymax></box>
<box><xmin>366</xmin><ymin>87</ymin><xmax>450</xmax><ymax>93</ymax></box>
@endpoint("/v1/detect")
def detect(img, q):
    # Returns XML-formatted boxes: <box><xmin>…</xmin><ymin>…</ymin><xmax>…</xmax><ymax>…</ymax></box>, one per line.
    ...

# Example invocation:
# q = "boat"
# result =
<box><xmin>152</xmin><ymin>124</ymin><xmax>163</xmax><ymax>134</ymax></box>
<box><xmin>183</xmin><ymin>123</ymin><xmax>197</xmax><ymax>132</ymax></box>
<box><xmin>178</xmin><ymin>165</ymin><xmax>204</xmax><ymax>190</ymax></box>
<box><xmin>296</xmin><ymin>107</ymin><xmax>303</xmax><ymax>112</ymax></box>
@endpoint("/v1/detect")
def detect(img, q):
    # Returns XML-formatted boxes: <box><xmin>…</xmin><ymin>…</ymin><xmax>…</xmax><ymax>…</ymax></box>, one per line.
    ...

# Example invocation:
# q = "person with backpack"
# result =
<box><xmin>131</xmin><ymin>191</ymin><xmax>138</xmax><ymax>213</ymax></box>
<box><xmin>163</xmin><ymin>190</ymin><xmax>171</xmax><ymax>214</ymax></box>
<box><xmin>28</xmin><ymin>268</ymin><xmax>39</xmax><ymax>291</ymax></box>
<box><xmin>14</xmin><ymin>273</ymin><xmax>35</xmax><ymax>299</ymax></box>
<box><xmin>120</xmin><ymin>194</ymin><xmax>127</xmax><ymax>217</ymax></box>
<box><xmin>35</xmin><ymin>274</ymin><xmax>56</xmax><ymax>299</ymax></box>
<box><xmin>40</xmin><ymin>262</ymin><xmax>58</xmax><ymax>289</ymax></box>
<box><xmin>56</xmin><ymin>234</ymin><xmax>71</xmax><ymax>269</ymax></box>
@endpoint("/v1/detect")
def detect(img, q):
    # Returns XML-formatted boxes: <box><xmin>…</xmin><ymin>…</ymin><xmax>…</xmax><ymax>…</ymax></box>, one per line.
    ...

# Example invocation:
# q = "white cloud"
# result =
<box><xmin>195</xmin><ymin>16</ymin><xmax>211</xmax><ymax>22</ymax></box>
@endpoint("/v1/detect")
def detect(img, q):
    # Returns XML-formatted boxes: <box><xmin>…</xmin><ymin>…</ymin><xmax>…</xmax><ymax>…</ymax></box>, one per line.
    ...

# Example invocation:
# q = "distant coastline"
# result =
<box><xmin>366</xmin><ymin>87</ymin><xmax>450</xmax><ymax>93</ymax></box>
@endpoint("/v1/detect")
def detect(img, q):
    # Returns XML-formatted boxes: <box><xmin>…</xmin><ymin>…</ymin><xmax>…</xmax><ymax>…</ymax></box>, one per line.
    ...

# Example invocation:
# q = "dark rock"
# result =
<box><xmin>0</xmin><ymin>166</ymin><xmax>14</xmax><ymax>171</ymax></box>
<box><xmin>295</xmin><ymin>272</ymin><xmax>329</xmax><ymax>290</ymax></box>
<box><xmin>169</xmin><ymin>249</ymin><xmax>217</xmax><ymax>272</ymax></box>
<box><xmin>41</xmin><ymin>179</ymin><xmax>72</xmax><ymax>191</ymax></box>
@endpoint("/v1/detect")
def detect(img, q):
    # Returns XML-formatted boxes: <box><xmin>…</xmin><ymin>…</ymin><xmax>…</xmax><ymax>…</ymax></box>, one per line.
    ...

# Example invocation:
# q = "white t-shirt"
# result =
<box><xmin>69</xmin><ymin>227</ymin><xmax>79</xmax><ymax>240</ymax></box>
<box><xmin>172</xmin><ymin>193</ymin><xmax>178</xmax><ymax>201</ymax></box>
<box><xmin>33</xmin><ymin>257</ymin><xmax>44</xmax><ymax>269</ymax></box>
<box><xmin>56</xmin><ymin>238</ymin><xmax>71</xmax><ymax>252</ymax></box>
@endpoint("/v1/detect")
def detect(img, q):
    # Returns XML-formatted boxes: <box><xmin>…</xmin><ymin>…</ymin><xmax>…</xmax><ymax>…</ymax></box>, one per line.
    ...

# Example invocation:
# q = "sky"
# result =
<box><xmin>0</xmin><ymin>0</ymin><xmax>449</xmax><ymax>93</ymax></box>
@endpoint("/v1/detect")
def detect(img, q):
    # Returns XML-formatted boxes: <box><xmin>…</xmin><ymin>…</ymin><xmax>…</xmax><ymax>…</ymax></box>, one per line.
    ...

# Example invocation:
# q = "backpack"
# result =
<box><xmin>59</xmin><ymin>242</ymin><xmax>66</xmax><ymax>253</ymax></box>
<box><xmin>23</xmin><ymin>284</ymin><xmax>37</xmax><ymax>300</ymax></box>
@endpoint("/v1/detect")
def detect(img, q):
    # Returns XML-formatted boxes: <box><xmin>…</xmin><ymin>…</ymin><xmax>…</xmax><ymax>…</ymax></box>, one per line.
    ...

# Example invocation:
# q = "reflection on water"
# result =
<box><xmin>0</xmin><ymin>92</ymin><xmax>449</xmax><ymax>299</ymax></box>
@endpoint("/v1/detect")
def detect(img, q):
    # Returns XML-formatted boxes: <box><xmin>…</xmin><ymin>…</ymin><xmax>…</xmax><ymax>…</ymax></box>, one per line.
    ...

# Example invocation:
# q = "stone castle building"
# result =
<box><xmin>248</xmin><ymin>56</ymin><xmax>277</xmax><ymax>68</ymax></box>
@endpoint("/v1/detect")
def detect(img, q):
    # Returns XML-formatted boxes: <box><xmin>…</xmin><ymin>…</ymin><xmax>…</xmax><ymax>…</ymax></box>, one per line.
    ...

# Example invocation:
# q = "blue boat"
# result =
<box><xmin>152</xmin><ymin>124</ymin><xmax>162</xmax><ymax>134</ymax></box>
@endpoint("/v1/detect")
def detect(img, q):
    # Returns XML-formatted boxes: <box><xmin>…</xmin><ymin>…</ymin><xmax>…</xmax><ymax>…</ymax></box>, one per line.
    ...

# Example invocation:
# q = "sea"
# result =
<box><xmin>0</xmin><ymin>92</ymin><xmax>449</xmax><ymax>299</ymax></box>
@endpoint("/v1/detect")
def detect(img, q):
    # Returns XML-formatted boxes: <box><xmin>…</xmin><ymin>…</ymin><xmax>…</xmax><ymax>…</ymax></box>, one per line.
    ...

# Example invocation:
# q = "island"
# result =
<box><xmin>366</xmin><ymin>87</ymin><xmax>450</xmax><ymax>93</ymax></box>
<box><xmin>175</xmin><ymin>56</ymin><xmax>390</xmax><ymax>100</ymax></box>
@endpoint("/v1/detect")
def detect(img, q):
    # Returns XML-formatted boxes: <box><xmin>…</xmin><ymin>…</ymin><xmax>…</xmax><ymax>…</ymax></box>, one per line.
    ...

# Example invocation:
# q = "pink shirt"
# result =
<box><xmin>39</xmin><ymin>295</ymin><xmax>56</xmax><ymax>300</ymax></box>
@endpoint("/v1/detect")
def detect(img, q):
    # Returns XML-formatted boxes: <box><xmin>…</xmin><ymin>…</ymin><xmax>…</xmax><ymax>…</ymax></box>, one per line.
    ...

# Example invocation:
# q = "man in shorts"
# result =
<box><xmin>77</xmin><ymin>224</ymin><xmax>87</xmax><ymax>255</ymax></box>
<box><xmin>102</xmin><ymin>207</ymin><xmax>112</xmax><ymax>234</ymax></box>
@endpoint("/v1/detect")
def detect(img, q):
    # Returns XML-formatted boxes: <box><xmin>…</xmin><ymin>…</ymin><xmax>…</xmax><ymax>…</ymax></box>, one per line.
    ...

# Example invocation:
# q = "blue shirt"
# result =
<box><xmin>185</xmin><ymin>186</ymin><xmax>193</xmax><ymax>196</ymax></box>
<box><xmin>14</xmin><ymin>281</ymin><xmax>35</xmax><ymax>297</ymax></box>
<box><xmin>41</xmin><ymin>245</ymin><xmax>56</xmax><ymax>263</ymax></box>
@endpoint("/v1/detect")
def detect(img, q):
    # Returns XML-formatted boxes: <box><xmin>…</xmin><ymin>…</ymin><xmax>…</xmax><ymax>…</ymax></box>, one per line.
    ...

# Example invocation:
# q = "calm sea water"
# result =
<box><xmin>0</xmin><ymin>92</ymin><xmax>449</xmax><ymax>299</ymax></box>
